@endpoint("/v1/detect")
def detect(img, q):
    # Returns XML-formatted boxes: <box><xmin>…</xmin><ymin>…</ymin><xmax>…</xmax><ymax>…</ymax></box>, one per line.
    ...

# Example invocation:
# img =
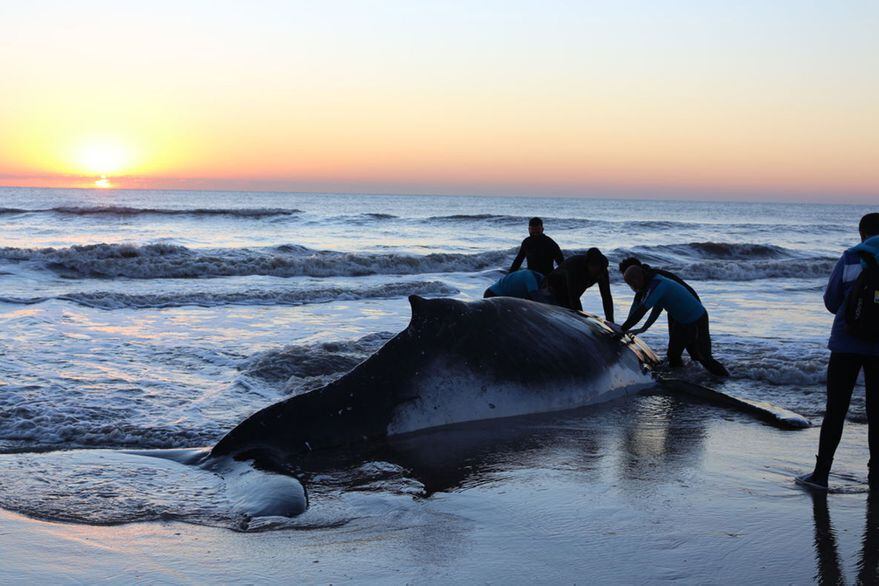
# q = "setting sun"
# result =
<box><xmin>72</xmin><ymin>139</ymin><xmax>132</xmax><ymax>176</ymax></box>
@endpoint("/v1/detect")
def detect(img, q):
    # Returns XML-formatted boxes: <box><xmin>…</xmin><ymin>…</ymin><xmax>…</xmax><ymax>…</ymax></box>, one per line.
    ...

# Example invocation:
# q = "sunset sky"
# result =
<box><xmin>1</xmin><ymin>1</ymin><xmax>877</xmax><ymax>201</ymax></box>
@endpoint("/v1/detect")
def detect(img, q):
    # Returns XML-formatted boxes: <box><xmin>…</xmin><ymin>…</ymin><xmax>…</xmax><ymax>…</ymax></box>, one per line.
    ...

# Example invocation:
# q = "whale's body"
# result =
<box><xmin>212</xmin><ymin>296</ymin><xmax>659</xmax><ymax>460</ymax></box>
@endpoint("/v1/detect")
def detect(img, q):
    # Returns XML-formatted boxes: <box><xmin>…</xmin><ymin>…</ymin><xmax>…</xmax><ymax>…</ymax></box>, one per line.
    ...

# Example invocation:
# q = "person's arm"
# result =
<box><xmin>623</xmin><ymin>279</ymin><xmax>664</xmax><ymax>332</ymax></box>
<box><xmin>633</xmin><ymin>306</ymin><xmax>663</xmax><ymax>334</ymax></box>
<box><xmin>622</xmin><ymin>292</ymin><xmax>642</xmax><ymax>325</ymax></box>
<box><xmin>554</xmin><ymin>242</ymin><xmax>565</xmax><ymax>269</ymax></box>
<box><xmin>621</xmin><ymin>304</ymin><xmax>648</xmax><ymax>332</ymax></box>
<box><xmin>509</xmin><ymin>240</ymin><xmax>527</xmax><ymax>272</ymax></box>
<box><xmin>823</xmin><ymin>256</ymin><xmax>846</xmax><ymax>314</ymax></box>
<box><xmin>598</xmin><ymin>272</ymin><xmax>614</xmax><ymax>323</ymax></box>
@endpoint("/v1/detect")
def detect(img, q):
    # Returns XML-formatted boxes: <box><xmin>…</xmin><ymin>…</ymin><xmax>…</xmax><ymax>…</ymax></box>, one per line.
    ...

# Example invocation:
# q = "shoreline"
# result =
<box><xmin>2</xmin><ymin>406</ymin><xmax>876</xmax><ymax>583</ymax></box>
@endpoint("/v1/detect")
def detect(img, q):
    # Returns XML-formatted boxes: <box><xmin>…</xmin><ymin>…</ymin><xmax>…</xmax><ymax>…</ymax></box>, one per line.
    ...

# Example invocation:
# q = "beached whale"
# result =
<box><xmin>212</xmin><ymin>295</ymin><xmax>660</xmax><ymax>461</ymax></box>
<box><xmin>212</xmin><ymin>295</ymin><xmax>810</xmax><ymax>466</ymax></box>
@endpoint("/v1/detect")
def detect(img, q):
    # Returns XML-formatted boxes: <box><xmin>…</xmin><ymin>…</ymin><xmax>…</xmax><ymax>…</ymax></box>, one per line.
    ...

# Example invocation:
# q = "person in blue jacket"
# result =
<box><xmin>618</xmin><ymin>256</ymin><xmax>699</xmax><ymax>362</ymax></box>
<box><xmin>620</xmin><ymin>264</ymin><xmax>729</xmax><ymax>376</ymax></box>
<box><xmin>483</xmin><ymin>269</ymin><xmax>545</xmax><ymax>300</ymax></box>
<box><xmin>798</xmin><ymin>213</ymin><xmax>879</xmax><ymax>491</ymax></box>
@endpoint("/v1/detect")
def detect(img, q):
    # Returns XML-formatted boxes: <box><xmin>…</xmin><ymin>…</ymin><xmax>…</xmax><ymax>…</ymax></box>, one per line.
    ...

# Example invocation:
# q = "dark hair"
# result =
<box><xmin>860</xmin><ymin>213</ymin><xmax>879</xmax><ymax>238</ymax></box>
<box><xmin>618</xmin><ymin>256</ymin><xmax>642</xmax><ymax>274</ymax></box>
<box><xmin>529</xmin><ymin>217</ymin><xmax>543</xmax><ymax>227</ymax></box>
<box><xmin>585</xmin><ymin>247</ymin><xmax>609</xmax><ymax>270</ymax></box>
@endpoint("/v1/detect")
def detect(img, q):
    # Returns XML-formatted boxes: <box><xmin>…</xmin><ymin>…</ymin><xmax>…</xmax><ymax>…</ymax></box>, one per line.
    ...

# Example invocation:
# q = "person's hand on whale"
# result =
<box><xmin>610</xmin><ymin>325</ymin><xmax>645</xmax><ymax>339</ymax></box>
<box><xmin>605</xmin><ymin>322</ymin><xmax>624</xmax><ymax>335</ymax></box>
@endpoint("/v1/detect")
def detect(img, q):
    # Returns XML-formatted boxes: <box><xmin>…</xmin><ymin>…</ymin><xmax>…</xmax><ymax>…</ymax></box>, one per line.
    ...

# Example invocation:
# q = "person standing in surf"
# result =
<box><xmin>545</xmin><ymin>248</ymin><xmax>615</xmax><ymax>322</ymax></box>
<box><xmin>619</xmin><ymin>264</ymin><xmax>729</xmax><ymax>376</ymax></box>
<box><xmin>509</xmin><ymin>217</ymin><xmax>565</xmax><ymax>277</ymax></box>
<box><xmin>798</xmin><ymin>213</ymin><xmax>879</xmax><ymax>491</ymax></box>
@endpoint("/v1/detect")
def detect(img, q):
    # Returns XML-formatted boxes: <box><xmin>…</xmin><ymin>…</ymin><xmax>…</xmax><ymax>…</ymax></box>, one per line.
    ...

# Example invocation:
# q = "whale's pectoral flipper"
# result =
<box><xmin>658</xmin><ymin>376</ymin><xmax>811</xmax><ymax>429</ymax></box>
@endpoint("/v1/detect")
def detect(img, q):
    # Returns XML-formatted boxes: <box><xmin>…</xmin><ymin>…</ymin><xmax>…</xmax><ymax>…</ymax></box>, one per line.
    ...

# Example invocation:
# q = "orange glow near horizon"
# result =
<box><xmin>0</xmin><ymin>2</ymin><xmax>877</xmax><ymax>201</ymax></box>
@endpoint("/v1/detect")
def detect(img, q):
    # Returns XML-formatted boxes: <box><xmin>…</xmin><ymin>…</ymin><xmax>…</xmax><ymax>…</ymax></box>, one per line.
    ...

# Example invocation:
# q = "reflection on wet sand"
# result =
<box><xmin>810</xmin><ymin>491</ymin><xmax>879</xmax><ymax>585</ymax></box>
<box><xmin>292</xmin><ymin>394</ymin><xmax>708</xmax><ymax>497</ymax></box>
<box><xmin>811</xmin><ymin>493</ymin><xmax>845</xmax><ymax>585</ymax></box>
<box><xmin>618</xmin><ymin>393</ymin><xmax>707</xmax><ymax>481</ymax></box>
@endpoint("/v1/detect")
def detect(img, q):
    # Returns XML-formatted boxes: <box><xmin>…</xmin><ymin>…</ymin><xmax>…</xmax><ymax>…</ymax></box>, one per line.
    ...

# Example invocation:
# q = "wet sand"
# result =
<box><xmin>1</xmin><ymin>395</ymin><xmax>875</xmax><ymax>584</ymax></box>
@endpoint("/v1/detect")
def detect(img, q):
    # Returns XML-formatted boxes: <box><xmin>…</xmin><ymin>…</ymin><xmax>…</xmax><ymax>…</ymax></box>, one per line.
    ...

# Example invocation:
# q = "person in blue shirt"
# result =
<box><xmin>484</xmin><ymin>269</ymin><xmax>545</xmax><ymax>300</ymax></box>
<box><xmin>618</xmin><ymin>256</ymin><xmax>699</xmax><ymax>361</ymax></box>
<box><xmin>619</xmin><ymin>264</ymin><xmax>729</xmax><ymax>376</ymax></box>
<box><xmin>798</xmin><ymin>213</ymin><xmax>879</xmax><ymax>491</ymax></box>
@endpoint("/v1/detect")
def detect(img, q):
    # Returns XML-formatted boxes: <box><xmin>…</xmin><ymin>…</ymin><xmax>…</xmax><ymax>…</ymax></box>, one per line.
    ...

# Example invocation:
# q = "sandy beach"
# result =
<box><xmin>2</xmin><ymin>397</ymin><xmax>875</xmax><ymax>584</ymax></box>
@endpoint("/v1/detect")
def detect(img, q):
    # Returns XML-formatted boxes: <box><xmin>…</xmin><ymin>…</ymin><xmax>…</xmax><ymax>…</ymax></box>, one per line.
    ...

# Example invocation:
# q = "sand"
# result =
<box><xmin>0</xmin><ymin>396</ymin><xmax>875</xmax><ymax>584</ymax></box>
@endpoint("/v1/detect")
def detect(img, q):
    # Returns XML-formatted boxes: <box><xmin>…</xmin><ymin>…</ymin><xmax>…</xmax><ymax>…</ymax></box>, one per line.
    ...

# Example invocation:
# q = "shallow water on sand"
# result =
<box><xmin>1</xmin><ymin>400</ymin><xmax>877</xmax><ymax>583</ymax></box>
<box><xmin>0</xmin><ymin>187</ymin><xmax>875</xmax><ymax>580</ymax></box>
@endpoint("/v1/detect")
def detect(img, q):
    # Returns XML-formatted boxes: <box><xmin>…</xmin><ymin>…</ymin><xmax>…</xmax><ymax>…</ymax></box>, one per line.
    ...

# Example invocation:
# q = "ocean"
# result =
<box><xmin>0</xmin><ymin>186</ymin><xmax>875</xmax><ymax>581</ymax></box>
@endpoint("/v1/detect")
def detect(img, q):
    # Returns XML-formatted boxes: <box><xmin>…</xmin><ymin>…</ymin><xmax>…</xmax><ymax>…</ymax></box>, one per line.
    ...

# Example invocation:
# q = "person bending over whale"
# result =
<box><xmin>619</xmin><ymin>256</ymin><xmax>699</xmax><ymax>357</ymax></box>
<box><xmin>509</xmin><ymin>217</ymin><xmax>565</xmax><ymax>277</ymax></box>
<box><xmin>484</xmin><ymin>269</ymin><xmax>546</xmax><ymax>300</ymax></box>
<box><xmin>620</xmin><ymin>265</ymin><xmax>729</xmax><ymax>376</ymax></box>
<box><xmin>618</xmin><ymin>257</ymin><xmax>699</xmax><ymax>302</ymax></box>
<box><xmin>545</xmin><ymin>248</ymin><xmax>614</xmax><ymax>322</ymax></box>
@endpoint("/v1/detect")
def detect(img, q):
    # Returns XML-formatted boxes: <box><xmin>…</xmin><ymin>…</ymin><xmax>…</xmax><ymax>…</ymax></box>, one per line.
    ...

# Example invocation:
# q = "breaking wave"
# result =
<box><xmin>0</xmin><ymin>243</ymin><xmax>511</xmax><ymax>279</ymax></box>
<box><xmin>0</xmin><ymin>281</ymin><xmax>457</xmax><ymax>310</ymax></box>
<box><xmin>425</xmin><ymin>214</ymin><xmax>694</xmax><ymax>231</ymax></box>
<box><xmin>609</xmin><ymin>242</ymin><xmax>835</xmax><ymax>281</ymax></box>
<box><xmin>0</xmin><ymin>240</ymin><xmax>835</xmax><ymax>281</ymax></box>
<box><xmin>423</xmin><ymin>214</ymin><xmax>839</xmax><ymax>234</ymax></box>
<box><xmin>239</xmin><ymin>332</ymin><xmax>395</xmax><ymax>396</ymax></box>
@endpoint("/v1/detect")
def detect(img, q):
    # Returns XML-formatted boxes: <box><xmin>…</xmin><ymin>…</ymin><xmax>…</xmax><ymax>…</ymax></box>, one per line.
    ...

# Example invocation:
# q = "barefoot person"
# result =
<box><xmin>798</xmin><ymin>213</ymin><xmax>879</xmax><ymax>491</ymax></box>
<box><xmin>620</xmin><ymin>264</ymin><xmax>729</xmax><ymax>376</ymax></box>
<box><xmin>509</xmin><ymin>217</ymin><xmax>565</xmax><ymax>277</ymax></box>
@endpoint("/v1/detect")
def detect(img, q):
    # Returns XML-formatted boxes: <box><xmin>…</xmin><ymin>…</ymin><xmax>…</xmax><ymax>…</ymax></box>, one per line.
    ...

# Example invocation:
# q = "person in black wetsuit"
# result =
<box><xmin>618</xmin><ymin>256</ymin><xmax>699</xmax><ymax>366</ymax></box>
<box><xmin>509</xmin><ymin>217</ymin><xmax>564</xmax><ymax>277</ymax></box>
<box><xmin>545</xmin><ymin>247</ymin><xmax>614</xmax><ymax>322</ymax></box>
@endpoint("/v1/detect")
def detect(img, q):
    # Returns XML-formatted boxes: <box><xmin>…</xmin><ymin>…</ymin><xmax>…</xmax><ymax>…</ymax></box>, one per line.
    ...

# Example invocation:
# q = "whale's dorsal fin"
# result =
<box><xmin>407</xmin><ymin>295</ymin><xmax>464</xmax><ymax>332</ymax></box>
<box><xmin>408</xmin><ymin>295</ymin><xmax>437</xmax><ymax>329</ymax></box>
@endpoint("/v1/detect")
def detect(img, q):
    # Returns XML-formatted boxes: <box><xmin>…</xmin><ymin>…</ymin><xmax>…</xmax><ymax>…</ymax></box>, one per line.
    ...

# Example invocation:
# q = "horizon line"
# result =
<box><xmin>0</xmin><ymin>181</ymin><xmax>877</xmax><ymax>207</ymax></box>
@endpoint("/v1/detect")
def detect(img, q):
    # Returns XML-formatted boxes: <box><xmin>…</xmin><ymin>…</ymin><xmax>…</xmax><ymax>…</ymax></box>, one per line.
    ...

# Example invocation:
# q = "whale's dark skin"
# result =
<box><xmin>211</xmin><ymin>296</ymin><xmax>658</xmax><ymax>463</ymax></box>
